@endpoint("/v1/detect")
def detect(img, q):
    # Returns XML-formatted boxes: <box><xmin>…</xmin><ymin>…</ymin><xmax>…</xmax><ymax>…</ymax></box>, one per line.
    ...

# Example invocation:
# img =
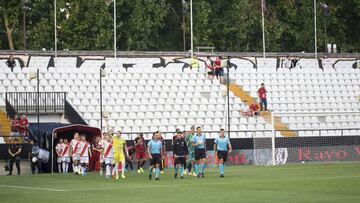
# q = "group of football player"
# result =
<box><xmin>55</xmin><ymin>126</ymin><xmax>232</xmax><ymax>180</ymax></box>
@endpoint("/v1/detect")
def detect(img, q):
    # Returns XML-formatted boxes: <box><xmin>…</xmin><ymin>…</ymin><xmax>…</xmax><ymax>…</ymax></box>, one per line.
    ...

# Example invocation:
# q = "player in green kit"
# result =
<box><xmin>214</xmin><ymin>129</ymin><xmax>232</xmax><ymax>177</ymax></box>
<box><xmin>185</xmin><ymin>126</ymin><xmax>196</xmax><ymax>176</ymax></box>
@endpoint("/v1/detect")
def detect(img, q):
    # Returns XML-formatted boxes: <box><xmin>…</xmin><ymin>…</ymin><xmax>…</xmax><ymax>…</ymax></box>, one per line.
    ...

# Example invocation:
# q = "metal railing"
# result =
<box><xmin>5</xmin><ymin>92</ymin><xmax>66</xmax><ymax>114</ymax></box>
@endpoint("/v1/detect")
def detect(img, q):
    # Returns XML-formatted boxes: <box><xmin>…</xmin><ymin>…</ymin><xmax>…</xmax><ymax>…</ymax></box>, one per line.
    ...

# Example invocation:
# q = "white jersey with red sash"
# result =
<box><xmin>61</xmin><ymin>143</ymin><xmax>71</xmax><ymax>163</ymax></box>
<box><xmin>55</xmin><ymin>143</ymin><xmax>63</xmax><ymax>163</ymax></box>
<box><xmin>102</xmin><ymin>140</ymin><xmax>114</xmax><ymax>165</ymax></box>
<box><xmin>71</xmin><ymin>139</ymin><xmax>80</xmax><ymax>154</ymax></box>
<box><xmin>79</xmin><ymin>141</ymin><xmax>90</xmax><ymax>158</ymax></box>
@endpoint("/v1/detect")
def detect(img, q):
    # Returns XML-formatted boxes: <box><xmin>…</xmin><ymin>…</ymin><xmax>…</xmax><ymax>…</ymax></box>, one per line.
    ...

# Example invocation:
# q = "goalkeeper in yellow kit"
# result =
<box><xmin>112</xmin><ymin>128</ymin><xmax>129</xmax><ymax>179</ymax></box>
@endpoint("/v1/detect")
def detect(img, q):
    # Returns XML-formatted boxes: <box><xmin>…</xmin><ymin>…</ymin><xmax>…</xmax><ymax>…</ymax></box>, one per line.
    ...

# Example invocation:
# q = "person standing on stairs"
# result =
<box><xmin>258</xmin><ymin>83</ymin><xmax>268</xmax><ymax>112</ymax></box>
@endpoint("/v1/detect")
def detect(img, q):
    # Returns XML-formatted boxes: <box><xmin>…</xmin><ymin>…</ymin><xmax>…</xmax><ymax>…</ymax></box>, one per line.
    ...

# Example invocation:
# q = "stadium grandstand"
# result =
<box><xmin>0</xmin><ymin>0</ymin><xmax>360</xmax><ymax>202</ymax></box>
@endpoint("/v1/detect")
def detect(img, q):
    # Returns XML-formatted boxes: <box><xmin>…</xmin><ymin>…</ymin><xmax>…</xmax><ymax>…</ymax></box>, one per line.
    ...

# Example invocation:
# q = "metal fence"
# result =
<box><xmin>5</xmin><ymin>92</ymin><xmax>66</xmax><ymax>114</ymax></box>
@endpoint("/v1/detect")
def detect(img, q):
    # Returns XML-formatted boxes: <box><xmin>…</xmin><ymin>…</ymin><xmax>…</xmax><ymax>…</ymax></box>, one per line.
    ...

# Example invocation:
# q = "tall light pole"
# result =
<box><xmin>320</xmin><ymin>2</ymin><xmax>330</xmax><ymax>53</ymax></box>
<box><xmin>114</xmin><ymin>0</ymin><xmax>117</xmax><ymax>58</ymax></box>
<box><xmin>190</xmin><ymin>0</ymin><xmax>193</xmax><ymax>58</ymax></box>
<box><xmin>261</xmin><ymin>0</ymin><xmax>266</xmax><ymax>59</ymax></box>
<box><xmin>54</xmin><ymin>0</ymin><xmax>57</xmax><ymax>66</ymax></box>
<box><xmin>314</xmin><ymin>0</ymin><xmax>317</xmax><ymax>59</ymax></box>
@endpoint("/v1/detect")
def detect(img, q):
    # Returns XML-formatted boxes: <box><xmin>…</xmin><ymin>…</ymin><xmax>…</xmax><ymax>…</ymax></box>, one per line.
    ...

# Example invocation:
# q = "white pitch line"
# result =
<box><xmin>67</xmin><ymin>175</ymin><xmax>360</xmax><ymax>192</ymax></box>
<box><xmin>0</xmin><ymin>184</ymin><xmax>65</xmax><ymax>192</ymax></box>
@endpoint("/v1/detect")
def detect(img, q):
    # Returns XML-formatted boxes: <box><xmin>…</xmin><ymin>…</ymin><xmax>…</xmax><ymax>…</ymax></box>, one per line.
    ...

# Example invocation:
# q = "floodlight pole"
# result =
<box><xmin>190</xmin><ymin>0</ymin><xmax>193</xmax><ymax>58</ymax></box>
<box><xmin>314</xmin><ymin>0</ymin><xmax>318</xmax><ymax>59</ymax></box>
<box><xmin>114</xmin><ymin>0</ymin><xmax>117</xmax><ymax>58</ymax></box>
<box><xmin>261</xmin><ymin>0</ymin><xmax>266</xmax><ymax>59</ymax></box>
<box><xmin>227</xmin><ymin>58</ymin><xmax>230</xmax><ymax>138</ymax></box>
<box><xmin>100</xmin><ymin>68</ymin><xmax>103</xmax><ymax>131</ymax></box>
<box><xmin>37</xmin><ymin>68</ymin><xmax>40</xmax><ymax>140</ymax></box>
<box><xmin>54</xmin><ymin>0</ymin><xmax>57</xmax><ymax>65</ymax></box>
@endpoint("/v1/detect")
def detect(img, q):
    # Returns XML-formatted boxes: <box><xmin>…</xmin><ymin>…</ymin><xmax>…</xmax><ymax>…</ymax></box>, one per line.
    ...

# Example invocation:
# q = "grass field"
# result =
<box><xmin>0</xmin><ymin>163</ymin><xmax>360</xmax><ymax>203</ymax></box>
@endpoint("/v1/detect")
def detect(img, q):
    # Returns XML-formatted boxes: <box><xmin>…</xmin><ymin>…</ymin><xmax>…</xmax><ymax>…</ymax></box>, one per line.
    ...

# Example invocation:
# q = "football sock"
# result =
<box><xmin>58</xmin><ymin>164</ymin><xmax>62</xmax><ymax>173</ymax></box>
<box><xmin>62</xmin><ymin>162</ymin><xmax>66</xmax><ymax>172</ymax></box>
<box><xmin>202</xmin><ymin>163</ymin><xmax>206</xmax><ymax>174</ymax></box>
<box><xmin>194</xmin><ymin>164</ymin><xmax>198</xmax><ymax>175</ymax></box>
<box><xmin>155</xmin><ymin>167</ymin><xmax>160</xmax><ymax>178</ymax></box>
<box><xmin>174</xmin><ymin>166</ymin><xmax>179</xmax><ymax>175</ymax></box>
<box><xmin>121</xmin><ymin>162</ymin><xmax>125</xmax><ymax>176</ymax></box>
<box><xmin>180</xmin><ymin>166</ymin><xmax>184</xmax><ymax>177</ymax></box>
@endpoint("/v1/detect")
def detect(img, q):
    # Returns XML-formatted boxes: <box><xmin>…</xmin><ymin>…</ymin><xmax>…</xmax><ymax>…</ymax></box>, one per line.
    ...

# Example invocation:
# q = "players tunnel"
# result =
<box><xmin>51</xmin><ymin>124</ymin><xmax>101</xmax><ymax>173</ymax></box>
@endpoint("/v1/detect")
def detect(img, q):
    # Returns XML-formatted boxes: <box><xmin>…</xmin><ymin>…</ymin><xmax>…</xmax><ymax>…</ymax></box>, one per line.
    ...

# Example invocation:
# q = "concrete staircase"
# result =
<box><xmin>228</xmin><ymin>84</ymin><xmax>296</xmax><ymax>137</ymax></box>
<box><xmin>0</xmin><ymin>108</ymin><xmax>11</xmax><ymax>136</ymax></box>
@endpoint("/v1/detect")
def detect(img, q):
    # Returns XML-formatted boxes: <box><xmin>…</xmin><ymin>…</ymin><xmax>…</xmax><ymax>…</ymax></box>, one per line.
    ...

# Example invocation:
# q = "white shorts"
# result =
<box><xmin>57</xmin><ymin>157</ymin><xmax>62</xmax><ymax>164</ymax></box>
<box><xmin>104</xmin><ymin>157</ymin><xmax>114</xmax><ymax>165</ymax></box>
<box><xmin>80</xmin><ymin>157</ymin><xmax>89</xmax><ymax>164</ymax></box>
<box><xmin>62</xmin><ymin>156</ymin><xmax>70</xmax><ymax>163</ymax></box>
<box><xmin>72</xmin><ymin>154</ymin><xmax>80</xmax><ymax>161</ymax></box>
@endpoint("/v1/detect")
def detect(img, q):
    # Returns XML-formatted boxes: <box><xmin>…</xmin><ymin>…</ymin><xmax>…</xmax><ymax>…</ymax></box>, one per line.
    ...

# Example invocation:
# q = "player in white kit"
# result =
<box><xmin>61</xmin><ymin>139</ymin><xmax>71</xmax><ymax>173</ymax></box>
<box><xmin>102</xmin><ymin>134</ymin><xmax>114</xmax><ymax>179</ymax></box>
<box><xmin>70</xmin><ymin>133</ymin><xmax>81</xmax><ymax>175</ymax></box>
<box><xmin>79</xmin><ymin>134</ymin><xmax>92</xmax><ymax>176</ymax></box>
<box><xmin>55</xmin><ymin>138</ymin><xmax>63</xmax><ymax>173</ymax></box>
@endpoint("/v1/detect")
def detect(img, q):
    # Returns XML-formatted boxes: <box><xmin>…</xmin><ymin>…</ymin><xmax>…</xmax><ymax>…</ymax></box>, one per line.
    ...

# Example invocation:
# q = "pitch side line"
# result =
<box><xmin>66</xmin><ymin>175</ymin><xmax>360</xmax><ymax>192</ymax></box>
<box><xmin>0</xmin><ymin>184</ymin><xmax>66</xmax><ymax>192</ymax></box>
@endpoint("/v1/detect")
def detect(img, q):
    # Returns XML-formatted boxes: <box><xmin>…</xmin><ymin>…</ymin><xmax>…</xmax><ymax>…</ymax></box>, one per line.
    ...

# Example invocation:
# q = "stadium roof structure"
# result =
<box><xmin>52</xmin><ymin>124</ymin><xmax>101</xmax><ymax>139</ymax></box>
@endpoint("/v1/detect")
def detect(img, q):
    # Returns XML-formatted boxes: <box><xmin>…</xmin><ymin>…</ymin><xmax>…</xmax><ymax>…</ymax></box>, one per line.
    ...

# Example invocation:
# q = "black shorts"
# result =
<box><xmin>208</xmin><ymin>71</ymin><xmax>214</xmax><ymax>76</ymax></box>
<box><xmin>217</xmin><ymin>150</ymin><xmax>228</xmax><ymax>162</ymax></box>
<box><xmin>215</xmin><ymin>68</ymin><xmax>224</xmax><ymax>78</ymax></box>
<box><xmin>150</xmin><ymin>154</ymin><xmax>161</xmax><ymax>166</ymax></box>
<box><xmin>195</xmin><ymin>149</ymin><xmax>206</xmax><ymax>160</ymax></box>
<box><xmin>174</xmin><ymin>157</ymin><xmax>186</xmax><ymax>166</ymax></box>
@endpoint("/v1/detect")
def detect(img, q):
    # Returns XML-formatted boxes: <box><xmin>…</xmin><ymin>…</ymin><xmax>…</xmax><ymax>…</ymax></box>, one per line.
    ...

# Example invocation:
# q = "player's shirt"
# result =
<box><xmin>55</xmin><ymin>143</ymin><xmax>63</xmax><ymax>156</ymax></box>
<box><xmin>173</xmin><ymin>137</ymin><xmax>188</xmax><ymax>157</ymax></box>
<box><xmin>112</xmin><ymin>136</ymin><xmax>125</xmax><ymax>154</ymax></box>
<box><xmin>148</xmin><ymin>140</ymin><xmax>162</xmax><ymax>154</ymax></box>
<box><xmin>102</xmin><ymin>140</ymin><xmax>113</xmax><ymax>158</ymax></box>
<box><xmin>192</xmin><ymin>133</ymin><xmax>206</xmax><ymax>149</ymax></box>
<box><xmin>70</xmin><ymin>139</ymin><xmax>81</xmax><ymax>155</ymax></box>
<box><xmin>61</xmin><ymin>143</ymin><xmax>70</xmax><ymax>157</ymax></box>
<box><xmin>185</xmin><ymin>133</ymin><xmax>195</xmax><ymax>152</ymax></box>
<box><xmin>134</xmin><ymin>137</ymin><xmax>145</xmax><ymax>152</ymax></box>
<box><xmin>79</xmin><ymin>141</ymin><xmax>90</xmax><ymax>157</ymax></box>
<box><xmin>214</xmin><ymin>136</ymin><xmax>231</xmax><ymax>151</ymax></box>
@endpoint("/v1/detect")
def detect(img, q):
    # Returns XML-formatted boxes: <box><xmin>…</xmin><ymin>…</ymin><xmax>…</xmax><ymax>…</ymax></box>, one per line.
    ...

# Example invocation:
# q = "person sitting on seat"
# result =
<box><xmin>6</xmin><ymin>55</ymin><xmax>16</xmax><ymax>71</ymax></box>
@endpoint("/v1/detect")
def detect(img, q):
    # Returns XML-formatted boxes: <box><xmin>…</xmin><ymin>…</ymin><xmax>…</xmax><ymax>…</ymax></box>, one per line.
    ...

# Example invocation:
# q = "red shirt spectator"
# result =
<box><xmin>214</xmin><ymin>57</ymin><xmax>221</xmax><ymax>70</ymax></box>
<box><xmin>11</xmin><ymin>117</ymin><xmax>20</xmax><ymax>132</ymax></box>
<box><xmin>18</xmin><ymin>115</ymin><xmax>29</xmax><ymax>135</ymax></box>
<box><xmin>250</xmin><ymin>103</ymin><xmax>259</xmax><ymax>112</ymax></box>
<box><xmin>258</xmin><ymin>85</ymin><xmax>267</xmax><ymax>100</ymax></box>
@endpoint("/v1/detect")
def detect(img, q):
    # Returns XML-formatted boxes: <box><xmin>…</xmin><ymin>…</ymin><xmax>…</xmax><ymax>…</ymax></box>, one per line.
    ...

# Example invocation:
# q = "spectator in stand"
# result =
<box><xmin>10</xmin><ymin>114</ymin><xmax>20</xmax><ymax>138</ymax></box>
<box><xmin>257</xmin><ymin>83</ymin><xmax>268</xmax><ymax>112</ymax></box>
<box><xmin>240</xmin><ymin>102</ymin><xmax>252</xmax><ymax>117</ymax></box>
<box><xmin>7</xmin><ymin>138</ymin><xmax>22</xmax><ymax>175</ymax></box>
<box><xmin>19</xmin><ymin>115</ymin><xmax>29</xmax><ymax>142</ymax></box>
<box><xmin>214</xmin><ymin>56</ymin><xmax>224</xmax><ymax>83</ymax></box>
<box><xmin>283</xmin><ymin>55</ymin><xmax>292</xmax><ymax>69</ymax></box>
<box><xmin>6</xmin><ymin>55</ymin><xmax>16</xmax><ymax>71</ymax></box>
<box><xmin>205</xmin><ymin>56</ymin><xmax>214</xmax><ymax>80</ymax></box>
<box><xmin>190</xmin><ymin>55</ymin><xmax>200</xmax><ymax>71</ymax></box>
<box><xmin>290</xmin><ymin>57</ymin><xmax>300</xmax><ymax>69</ymax></box>
<box><xmin>249</xmin><ymin>102</ymin><xmax>260</xmax><ymax>116</ymax></box>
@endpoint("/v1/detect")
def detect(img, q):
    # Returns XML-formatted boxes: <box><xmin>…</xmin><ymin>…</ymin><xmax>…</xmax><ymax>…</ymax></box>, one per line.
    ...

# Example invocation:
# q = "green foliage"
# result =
<box><xmin>0</xmin><ymin>0</ymin><xmax>359</xmax><ymax>52</ymax></box>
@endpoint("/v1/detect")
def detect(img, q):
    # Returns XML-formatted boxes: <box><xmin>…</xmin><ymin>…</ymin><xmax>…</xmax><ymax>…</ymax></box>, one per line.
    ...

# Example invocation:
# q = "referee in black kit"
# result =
<box><xmin>172</xmin><ymin>131</ymin><xmax>188</xmax><ymax>179</ymax></box>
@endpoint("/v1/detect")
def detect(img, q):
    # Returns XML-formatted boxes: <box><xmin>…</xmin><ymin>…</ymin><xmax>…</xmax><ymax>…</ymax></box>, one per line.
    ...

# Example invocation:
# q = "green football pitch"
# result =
<box><xmin>0</xmin><ymin>163</ymin><xmax>359</xmax><ymax>203</ymax></box>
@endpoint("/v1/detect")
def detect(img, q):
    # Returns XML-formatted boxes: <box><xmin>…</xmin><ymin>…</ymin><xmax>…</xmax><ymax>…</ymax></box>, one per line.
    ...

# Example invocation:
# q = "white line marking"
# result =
<box><xmin>66</xmin><ymin>175</ymin><xmax>360</xmax><ymax>192</ymax></box>
<box><xmin>0</xmin><ymin>184</ymin><xmax>65</xmax><ymax>192</ymax></box>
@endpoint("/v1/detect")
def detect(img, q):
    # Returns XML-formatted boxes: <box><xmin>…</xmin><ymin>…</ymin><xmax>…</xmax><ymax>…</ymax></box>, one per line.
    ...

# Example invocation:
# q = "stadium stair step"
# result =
<box><xmin>0</xmin><ymin>109</ymin><xmax>11</xmax><ymax>141</ymax></box>
<box><xmin>228</xmin><ymin>84</ymin><xmax>296</xmax><ymax>137</ymax></box>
